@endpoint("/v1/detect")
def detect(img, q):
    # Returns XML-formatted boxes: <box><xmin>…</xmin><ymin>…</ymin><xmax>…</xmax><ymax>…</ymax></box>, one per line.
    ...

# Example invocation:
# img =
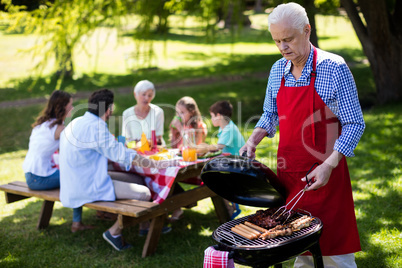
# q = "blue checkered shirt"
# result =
<box><xmin>256</xmin><ymin>46</ymin><xmax>365</xmax><ymax>157</ymax></box>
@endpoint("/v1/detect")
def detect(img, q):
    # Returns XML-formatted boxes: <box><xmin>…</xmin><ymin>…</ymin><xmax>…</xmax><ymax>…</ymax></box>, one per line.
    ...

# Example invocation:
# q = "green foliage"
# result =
<box><xmin>3</xmin><ymin>0</ymin><xmax>126</xmax><ymax>89</ymax></box>
<box><xmin>276</xmin><ymin>0</ymin><xmax>341</xmax><ymax>15</ymax></box>
<box><xmin>314</xmin><ymin>0</ymin><xmax>340</xmax><ymax>15</ymax></box>
<box><xmin>1</xmin><ymin>0</ymin><xmax>257</xmax><ymax>89</ymax></box>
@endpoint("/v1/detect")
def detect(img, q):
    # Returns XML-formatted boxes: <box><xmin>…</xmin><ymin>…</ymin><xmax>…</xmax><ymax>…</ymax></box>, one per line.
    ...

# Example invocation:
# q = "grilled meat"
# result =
<box><xmin>247</xmin><ymin>208</ymin><xmax>295</xmax><ymax>229</ymax></box>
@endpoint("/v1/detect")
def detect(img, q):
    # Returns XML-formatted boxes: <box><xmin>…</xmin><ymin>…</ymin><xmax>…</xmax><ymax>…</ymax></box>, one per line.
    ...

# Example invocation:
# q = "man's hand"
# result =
<box><xmin>239</xmin><ymin>127</ymin><xmax>267</xmax><ymax>159</ymax></box>
<box><xmin>239</xmin><ymin>142</ymin><xmax>257</xmax><ymax>159</ymax></box>
<box><xmin>301</xmin><ymin>150</ymin><xmax>343</xmax><ymax>191</ymax></box>
<box><xmin>301</xmin><ymin>162</ymin><xmax>334</xmax><ymax>191</ymax></box>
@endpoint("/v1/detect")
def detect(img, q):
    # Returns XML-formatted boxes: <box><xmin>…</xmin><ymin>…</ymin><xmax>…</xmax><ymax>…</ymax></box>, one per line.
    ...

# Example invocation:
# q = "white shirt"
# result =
<box><xmin>23</xmin><ymin>120</ymin><xmax>59</xmax><ymax>177</ymax></box>
<box><xmin>59</xmin><ymin>112</ymin><xmax>137</xmax><ymax>208</ymax></box>
<box><xmin>122</xmin><ymin>103</ymin><xmax>164</xmax><ymax>141</ymax></box>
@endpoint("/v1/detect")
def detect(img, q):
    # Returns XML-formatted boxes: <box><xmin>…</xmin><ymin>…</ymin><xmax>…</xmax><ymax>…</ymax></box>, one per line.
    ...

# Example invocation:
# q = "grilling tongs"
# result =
<box><xmin>272</xmin><ymin>162</ymin><xmax>319</xmax><ymax>223</ymax></box>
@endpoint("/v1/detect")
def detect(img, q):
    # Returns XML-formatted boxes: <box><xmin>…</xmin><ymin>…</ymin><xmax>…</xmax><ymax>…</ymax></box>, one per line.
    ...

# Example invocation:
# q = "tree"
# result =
<box><xmin>340</xmin><ymin>0</ymin><xmax>402</xmax><ymax>104</ymax></box>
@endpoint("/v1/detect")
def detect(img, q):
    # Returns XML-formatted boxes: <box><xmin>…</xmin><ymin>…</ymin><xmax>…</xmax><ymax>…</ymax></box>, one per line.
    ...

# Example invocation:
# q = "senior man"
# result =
<box><xmin>240</xmin><ymin>3</ymin><xmax>365</xmax><ymax>267</ymax></box>
<box><xmin>59</xmin><ymin>89</ymin><xmax>178</xmax><ymax>251</ymax></box>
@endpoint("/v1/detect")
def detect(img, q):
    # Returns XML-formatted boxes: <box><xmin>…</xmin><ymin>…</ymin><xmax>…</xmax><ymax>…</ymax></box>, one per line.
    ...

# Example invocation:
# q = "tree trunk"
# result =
<box><xmin>304</xmin><ymin>0</ymin><xmax>319</xmax><ymax>48</ymax></box>
<box><xmin>341</xmin><ymin>0</ymin><xmax>402</xmax><ymax>104</ymax></box>
<box><xmin>254</xmin><ymin>0</ymin><xmax>263</xmax><ymax>13</ymax></box>
<box><xmin>224</xmin><ymin>1</ymin><xmax>250</xmax><ymax>29</ymax></box>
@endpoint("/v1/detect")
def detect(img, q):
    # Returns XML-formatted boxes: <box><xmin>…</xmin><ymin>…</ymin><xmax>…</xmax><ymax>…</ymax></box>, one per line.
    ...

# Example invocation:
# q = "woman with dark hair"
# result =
<box><xmin>23</xmin><ymin>90</ymin><xmax>74</xmax><ymax>190</ymax></box>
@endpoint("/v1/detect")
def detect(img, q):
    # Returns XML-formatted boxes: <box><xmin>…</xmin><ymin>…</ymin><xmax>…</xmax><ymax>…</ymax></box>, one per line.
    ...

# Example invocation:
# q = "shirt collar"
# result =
<box><xmin>283</xmin><ymin>45</ymin><xmax>314</xmax><ymax>82</ymax></box>
<box><xmin>84</xmin><ymin>111</ymin><xmax>107</xmax><ymax>126</ymax></box>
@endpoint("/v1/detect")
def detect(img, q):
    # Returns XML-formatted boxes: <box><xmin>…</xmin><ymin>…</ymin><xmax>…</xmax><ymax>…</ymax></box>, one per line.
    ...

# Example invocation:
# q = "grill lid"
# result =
<box><xmin>200</xmin><ymin>155</ymin><xmax>285</xmax><ymax>207</ymax></box>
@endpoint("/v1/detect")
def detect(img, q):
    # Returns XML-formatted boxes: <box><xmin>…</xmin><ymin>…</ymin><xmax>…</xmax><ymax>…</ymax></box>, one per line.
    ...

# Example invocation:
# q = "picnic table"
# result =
<box><xmin>0</xmin><ymin>152</ymin><xmax>231</xmax><ymax>257</ymax></box>
<box><xmin>112</xmin><ymin>157</ymin><xmax>231</xmax><ymax>256</ymax></box>
<box><xmin>111</xmin><ymin>155</ymin><xmax>213</xmax><ymax>204</ymax></box>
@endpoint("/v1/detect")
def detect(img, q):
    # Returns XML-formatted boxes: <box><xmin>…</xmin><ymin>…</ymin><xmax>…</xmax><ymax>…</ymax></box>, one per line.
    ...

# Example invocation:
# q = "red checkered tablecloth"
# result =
<box><xmin>111</xmin><ymin>159</ymin><xmax>209</xmax><ymax>204</ymax></box>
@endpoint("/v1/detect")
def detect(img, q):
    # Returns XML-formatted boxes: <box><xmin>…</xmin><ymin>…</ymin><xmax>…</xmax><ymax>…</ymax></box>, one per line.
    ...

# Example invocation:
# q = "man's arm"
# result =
<box><xmin>332</xmin><ymin>62</ymin><xmax>365</xmax><ymax>157</ymax></box>
<box><xmin>302</xmin><ymin>60</ymin><xmax>365</xmax><ymax>191</ymax></box>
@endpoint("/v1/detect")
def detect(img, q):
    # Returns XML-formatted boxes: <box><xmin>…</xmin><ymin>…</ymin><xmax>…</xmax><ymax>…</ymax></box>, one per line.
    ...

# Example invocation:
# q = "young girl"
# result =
<box><xmin>170</xmin><ymin>96</ymin><xmax>207</xmax><ymax>149</ymax></box>
<box><xmin>23</xmin><ymin>90</ymin><xmax>73</xmax><ymax>190</ymax></box>
<box><xmin>168</xmin><ymin>96</ymin><xmax>207</xmax><ymax>222</ymax></box>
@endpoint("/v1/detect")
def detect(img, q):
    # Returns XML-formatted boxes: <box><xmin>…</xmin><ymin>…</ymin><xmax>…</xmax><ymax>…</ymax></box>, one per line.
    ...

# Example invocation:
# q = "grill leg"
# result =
<box><xmin>310</xmin><ymin>242</ymin><xmax>324</xmax><ymax>268</ymax></box>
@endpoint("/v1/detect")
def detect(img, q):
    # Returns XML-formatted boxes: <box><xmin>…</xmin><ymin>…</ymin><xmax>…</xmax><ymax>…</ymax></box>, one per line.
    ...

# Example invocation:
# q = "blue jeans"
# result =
<box><xmin>25</xmin><ymin>171</ymin><xmax>82</xmax><ymax>223</ymax></box>
<box><xmin>73</xmin><ymin>207</ymin><xmax>82</xmax><ymax>222</ymax></box>
<box><xmin>25</xmin><ymin>171</ymin><xmax>60</xmax><ymax>190</ymax></box>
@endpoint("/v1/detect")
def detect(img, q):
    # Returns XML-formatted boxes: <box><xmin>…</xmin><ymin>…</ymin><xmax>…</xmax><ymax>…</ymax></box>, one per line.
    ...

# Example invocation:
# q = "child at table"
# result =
<box><xmin>197</xmin><ymin>100</ymin><xmax>245</xmax><ymax>156</ymax></box>
<box><xmin>169</xmin><ymin>96</ymin><xmax>207</xmax><ymax>149</ymax></box>
<box><xmin>197</xmin><ymin>100</ymin><xmax>245</xmax><ymax>220</ymax></box>
<box><xmin>168</xmin><ymin>96</ymin><xmax>207</xmax><ymax>222</ymax></box>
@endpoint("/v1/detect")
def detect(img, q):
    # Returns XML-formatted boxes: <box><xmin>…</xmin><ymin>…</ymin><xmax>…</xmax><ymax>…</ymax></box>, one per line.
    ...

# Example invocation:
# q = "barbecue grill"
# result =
<box><xmin>201</xmin><ymin>155</ymin><xmax>324</xmax><ymax>268</ymax></box>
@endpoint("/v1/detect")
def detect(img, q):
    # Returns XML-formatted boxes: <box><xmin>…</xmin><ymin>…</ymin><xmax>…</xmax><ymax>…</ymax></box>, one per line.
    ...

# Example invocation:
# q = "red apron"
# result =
<box><xmin>276</xmin><ymin>47</ymin><xmax>361</xmax><ymax>256</ymax></box>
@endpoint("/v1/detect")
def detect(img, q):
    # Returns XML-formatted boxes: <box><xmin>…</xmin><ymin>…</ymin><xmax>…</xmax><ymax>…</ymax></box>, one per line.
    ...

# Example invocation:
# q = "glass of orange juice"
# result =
<box><xmin>182</xmin><ymin>147</ymin><xmax>197</xmax><ymax>162</ymax></box>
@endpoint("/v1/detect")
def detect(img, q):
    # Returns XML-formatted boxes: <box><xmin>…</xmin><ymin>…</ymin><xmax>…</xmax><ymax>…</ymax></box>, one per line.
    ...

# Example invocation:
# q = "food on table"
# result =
<box><xmin>199</xmin><ymin>150</ymin><xmax>222</xmax><ymax>159</ymax></box>
<box><xmin>127</xmin><ymin>140</ymin><xmax>137</xmax><ymax>149</ymax></box>
<box><xmin>149</xmin><ymin>151</ymin><xmax>173</xmax><ymax>161</ymax></box>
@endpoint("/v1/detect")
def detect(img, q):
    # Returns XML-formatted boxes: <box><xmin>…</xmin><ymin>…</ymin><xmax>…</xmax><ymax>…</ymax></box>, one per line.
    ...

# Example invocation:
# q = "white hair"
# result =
<box><xmin>133</xmin><ymin>80</ymin><xmax>156</xmax><ymax>97</ymax></box>
<box><xmin>268</xmin><ymin>2</ymin><xmax>309</xmax><ymax>33</ymax></box>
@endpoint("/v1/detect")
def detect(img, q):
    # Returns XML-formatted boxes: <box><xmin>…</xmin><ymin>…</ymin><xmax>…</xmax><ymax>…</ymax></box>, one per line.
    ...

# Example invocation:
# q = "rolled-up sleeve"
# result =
<box><xmin>332</xmin><ymin>62</ymin><xmax>365</xmax><ymax>157</ymax></box>
<box><xmin>255</xmin><ymin>66</ymin><xmax>281</xmax><ymax>138</ymax></box>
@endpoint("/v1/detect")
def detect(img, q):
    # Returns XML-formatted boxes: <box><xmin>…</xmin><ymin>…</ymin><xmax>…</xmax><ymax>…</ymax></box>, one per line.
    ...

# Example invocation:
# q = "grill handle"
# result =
<box><xmin>212</xmin><ymin>245</ymin><xmax>235</xmax><ymax>259</ymax></box>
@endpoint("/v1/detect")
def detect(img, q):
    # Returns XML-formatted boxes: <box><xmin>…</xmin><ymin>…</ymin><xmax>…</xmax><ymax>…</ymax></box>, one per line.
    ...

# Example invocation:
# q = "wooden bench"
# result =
<box><xmin>0</xmin><ymin>165</ymin><xmax>230</xmax><ymax>257</ymax></box>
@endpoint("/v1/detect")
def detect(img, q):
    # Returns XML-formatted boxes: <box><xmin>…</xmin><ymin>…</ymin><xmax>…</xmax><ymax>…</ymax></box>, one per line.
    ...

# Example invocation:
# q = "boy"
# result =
<box><xmin>197</xmin><ymin>100</ymin><xmax>245</xmax><ymax>156</ymax></box>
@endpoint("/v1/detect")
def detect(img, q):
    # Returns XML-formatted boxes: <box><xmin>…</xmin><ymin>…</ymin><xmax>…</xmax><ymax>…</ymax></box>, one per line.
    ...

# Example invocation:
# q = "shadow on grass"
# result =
<box><xmin>0</xmin><ymin>198</ymin><xmax>221</xmax><ymax>267</ymax></box>
<box><xmin>347</xmin><ymin>103</ymin><xmax>402</xmax><ymax>267</ymax></box>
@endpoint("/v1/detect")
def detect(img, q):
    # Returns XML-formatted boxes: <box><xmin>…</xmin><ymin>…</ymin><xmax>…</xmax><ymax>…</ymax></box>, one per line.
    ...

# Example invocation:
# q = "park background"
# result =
<box><xmin>0</xmin><ymin>1</ymin><xmax>401</xmax><ymax>267</ymax></box>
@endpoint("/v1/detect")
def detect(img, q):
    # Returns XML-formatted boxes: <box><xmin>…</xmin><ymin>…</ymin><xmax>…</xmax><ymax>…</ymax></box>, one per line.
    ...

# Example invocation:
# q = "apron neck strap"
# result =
<box><xmin>310</xmin><ymin>45</ymin><xmax>317</xmax><ymax>146</ymax></box>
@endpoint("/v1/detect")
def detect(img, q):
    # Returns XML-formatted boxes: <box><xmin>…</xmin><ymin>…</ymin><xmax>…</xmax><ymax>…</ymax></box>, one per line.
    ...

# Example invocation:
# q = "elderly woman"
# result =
<box><xmin>240</xmin><ymin>2</ymin><xmax>365</xmax><ymax>268</ymax></box>
<box><xmin>122</xmin><ymin>80</ymin><xmax>165</xmax><ymax>145</ymax></box>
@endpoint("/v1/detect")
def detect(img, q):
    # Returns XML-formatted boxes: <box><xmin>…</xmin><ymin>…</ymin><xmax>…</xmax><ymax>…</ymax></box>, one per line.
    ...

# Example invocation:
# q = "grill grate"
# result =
<box><xmin>214</xmin><ymin>213</ymin><xmax>322</xmax><ymax>249</ymax></box>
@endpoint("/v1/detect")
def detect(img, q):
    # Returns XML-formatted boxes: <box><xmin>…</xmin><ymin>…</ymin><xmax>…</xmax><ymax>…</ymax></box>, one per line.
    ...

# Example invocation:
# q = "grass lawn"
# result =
<box><xmin>0</xmin><ymin>12</ymin><xmax>400</xmax><ymax>268</ymax></box>
<box><xmin>0</xmin><ymin>99</ymin><xmax>401</xmax><ymax>268</ymax></box>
